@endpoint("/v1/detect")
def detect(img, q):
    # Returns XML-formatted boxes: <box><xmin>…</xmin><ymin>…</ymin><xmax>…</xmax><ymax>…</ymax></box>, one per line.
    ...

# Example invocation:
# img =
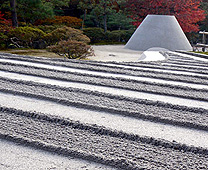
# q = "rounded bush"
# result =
<box><xmin>83</xmin><ymin>27</ymin><xmax>105</xmax><ymax>43</ymax></box>
<box><xmin>45</xmin><ymin>26</ymin><xmax>90</xmax><ymax>45</ymax></box>
<box><xmin>47</xmin><ymin>39</ymin><xmax>94</xmax><ymax>59</ymax></box>
<box><xmin>8</xmin><ymin>26</ymin><xmax>46</xmax><ymax>47</ymax></box>
<box><xmin>35</xmin><ymin>25</ymin><xmax>61</xmax><ymax>33</ymax></box>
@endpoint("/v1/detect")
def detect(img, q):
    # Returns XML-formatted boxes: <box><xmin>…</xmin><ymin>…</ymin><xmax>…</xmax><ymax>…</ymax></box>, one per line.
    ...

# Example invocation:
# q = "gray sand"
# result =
<box><xmin>0</xmin><ymin>48</ymin><xmax>208</xmax><ymax>169</ymax></box>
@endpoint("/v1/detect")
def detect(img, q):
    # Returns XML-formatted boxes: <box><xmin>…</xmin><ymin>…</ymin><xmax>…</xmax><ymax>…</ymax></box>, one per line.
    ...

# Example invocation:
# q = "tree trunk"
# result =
<box><xmin>10</xmin><ymin>0</ymin><xmax>18</xmax><ymax>27</ymax></box>
<box><xmin>104</xmin><ymin>13</ymin><xmax>107</xmax><ymax>33</ymax></box>
<box><xmin>81</xmin><ymin>9</ymin><xmax>87</xmax><ymax>30</ymax></box>
<box><xmin>103</xmin><ymin>3</ymin><xmax>107</xmax><ymax>33</ymax></box>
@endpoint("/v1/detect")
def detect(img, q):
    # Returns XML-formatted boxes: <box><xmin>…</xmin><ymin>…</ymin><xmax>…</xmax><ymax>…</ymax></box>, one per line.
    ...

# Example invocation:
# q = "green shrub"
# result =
<box><xmin>47</xmin><ymin>39</ymin><xmax>94</xmax><ymax>59</ymax></box>
<box><xmin>35</xmin><ymin>25</ymin><xmax>62</xmax><ymax>33</ymax></box>
<box><xmin>0</xmin><ymin>32</ymin><xmax>8</xmax><ymax>42</ymax></box>
<box><xmin>83</xmin><ymin>27</ymin><xmax>105</xmax><ymax>43</ymax></box>
<box><xmin>8</xmin><ymin>26</ymin><xmax>46</xmax><ymax>47</ymax></box>
<box><xmin>0</xmin><ymin>33</ymin><xmax>8</xmax><ymax>49</ymax></box>
<box><xmin>45</xmin><ymin>26</ymin><xmax>90</xmax><ymax>45</ymax></box>
<box><xmin>106</xmin><ymin>30</ymin><xmax>134</xmax><ymax>42</ymax></box>
<box><xmin>83</xmin><ymin>27</ymin><xmax>134</xmax><ymax>44</ymax></box>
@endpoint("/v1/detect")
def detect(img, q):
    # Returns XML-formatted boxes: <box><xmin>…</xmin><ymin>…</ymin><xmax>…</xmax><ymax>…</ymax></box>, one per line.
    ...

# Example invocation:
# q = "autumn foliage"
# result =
<box><xmin>0</xmin><ymin>11</ymin><xmax>7</xmax><ymax>24</ymax></box>
<box><xmin>47</xmin><ymin>39</ymin><xmax>94</xmax><ymax>59</ymax></box>
<box><xmin>45</xmin><ymin>26</ymin><xmax>90</xmax><ymax>45</ymax></box>
<box><xmin>0</xmin><ymin>11</ymin><xmax>12</xmax><ymax>32</ymax></box>
<box><xmin>126</xmin><ymin>0</ymin><xmax>206</xmax><ymax>32</ymax></box>
<box><xmin>35</xmin><ymin>16</ymin><xmax>82</xmax><ymax>28</ymax></box>
<box><xmin>46</xmin><ymin>26</ymin><xmax>92</xmax><ymax>59</ymax></box>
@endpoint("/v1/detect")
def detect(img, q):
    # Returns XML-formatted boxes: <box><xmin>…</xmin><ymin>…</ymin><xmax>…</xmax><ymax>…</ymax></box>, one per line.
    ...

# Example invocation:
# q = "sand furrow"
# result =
<box><xmin>0</xmin><ymin>107</ymin><xmax>208</xmax><ymax>170</ymax></box>
<box><xmin>0</xmin><ymin>78</ymin><xmax>208</xmax><ymax>131</ymax></box>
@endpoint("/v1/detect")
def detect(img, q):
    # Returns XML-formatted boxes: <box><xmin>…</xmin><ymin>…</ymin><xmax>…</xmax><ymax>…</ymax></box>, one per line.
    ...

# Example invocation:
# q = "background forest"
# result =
<box><xmin>0</xmin><ymin>0</ymin><xmax>208</xmax><ymax>54</ymax></box>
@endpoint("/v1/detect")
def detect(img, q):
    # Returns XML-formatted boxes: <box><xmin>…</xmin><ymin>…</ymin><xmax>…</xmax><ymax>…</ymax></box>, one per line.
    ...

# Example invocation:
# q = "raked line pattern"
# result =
<box><xmin>0</xmin><ymin>52</ymin><xmax>208</xmax><ymax>169</ymax></box>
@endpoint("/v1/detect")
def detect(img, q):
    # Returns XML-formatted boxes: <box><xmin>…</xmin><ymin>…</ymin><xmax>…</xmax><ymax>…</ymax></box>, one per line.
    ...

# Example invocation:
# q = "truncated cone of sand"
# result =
<box><xmin>125</xmin><ymin>15</ymin><xmax>192</xmax><ymax>51</ymax></box>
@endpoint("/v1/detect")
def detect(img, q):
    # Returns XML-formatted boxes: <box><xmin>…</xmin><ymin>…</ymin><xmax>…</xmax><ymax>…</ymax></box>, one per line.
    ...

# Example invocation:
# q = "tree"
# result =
<box><xmin>83</xmin><ymin>0</ymin><xmax>127</xmax><ymax>32</ymax></box>
<box><xmin>200</xmin><ymin>0</ymin><xmax>208</xmax><ymax>31</ymax></box>
<box><xmin>0</xmin><ymin>10</ymin><xmax>12</xmax><ymax>31</ymax></box>
<box><xmin>78</xmin><ymin>0</ymin><xmax>96</xmax><ymax>29</ymax></box>
<box><xmin>16</xmin><ymin>0</ymin><xmax>54</xmax><ymax>24</ymax></box>
<box><xmin>108</xmin><ymin>10</ymin><xmax>135</xmax><ymax>30</ymax></box>
<box><xmin>96</xmin><ymin>0</ymin><xmax>119</xmax><ymax>32</ymax></box>
<box><xmin>126</xmin><ymin>0</ymin><xmax>206</xmax><ymax>32</ymax></box>
<box><xmin>0</xmin><ymin>0</ymin><xmax>18</xmax><ymax>27</ymax></box>
<box><xmin>10</xmin><ymin>0</ymin><xmax>18</xmax><ymax>27</ymax></box>
<box><xmin>42</xmin><ymin>0</ymin><xmax>71</xmax><ymax>15</ymax></box>
<box><xmin>0</xmin><ymin>11</ymin><xmax>5</xmax><ymax>22</ymax></box>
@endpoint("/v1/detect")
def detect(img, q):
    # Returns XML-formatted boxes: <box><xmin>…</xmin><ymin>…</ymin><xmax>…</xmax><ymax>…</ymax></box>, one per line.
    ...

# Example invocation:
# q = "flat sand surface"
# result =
<box><xmin>89</xmin><ymin>45</ymin><xmax>143</xmax><ymax>62</ymax></box>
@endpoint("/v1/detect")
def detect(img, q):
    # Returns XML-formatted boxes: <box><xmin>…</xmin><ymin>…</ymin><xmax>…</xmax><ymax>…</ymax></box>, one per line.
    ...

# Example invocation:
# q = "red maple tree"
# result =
<box><xmin>0</xmin><ymin>11</ymin><xmax>12</xmax><ymax>32</ymax></box>
<box><xmin>0</xmin><ymin>11</ymin><xmax>5</xmax><ymax>23</ymax></box>
<box><xmin>126</xmin><ymin>0</ymin><xmax>206</xmax><ymax>32</ymax></box>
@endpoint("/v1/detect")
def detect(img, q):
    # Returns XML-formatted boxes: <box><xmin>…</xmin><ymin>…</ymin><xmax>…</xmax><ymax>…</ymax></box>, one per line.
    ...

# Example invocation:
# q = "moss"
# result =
<box><xmin>0</xmin><ymin>49</ymin><xmax>61</xmax><ymax>58</ymax></box>
<box><xmin>193</xmin><ymin>51</ymin><xmax>208</xmax><ymax>55</ymax></box>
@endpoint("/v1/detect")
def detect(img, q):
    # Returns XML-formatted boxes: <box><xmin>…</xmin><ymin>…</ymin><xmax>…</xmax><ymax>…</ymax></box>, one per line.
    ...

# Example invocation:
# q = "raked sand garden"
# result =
<box><xmin>0</xmin><ymin>46</ymin><xmax>208</xmax><ymax>169</ymax></box>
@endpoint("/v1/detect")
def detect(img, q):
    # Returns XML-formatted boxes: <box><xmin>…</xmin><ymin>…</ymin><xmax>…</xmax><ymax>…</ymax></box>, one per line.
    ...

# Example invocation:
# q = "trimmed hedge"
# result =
<box><xmin>83</xmin><ymin>27</ymin><xmax>105</xmax><ymax>43</ymax></box>
<box><xmin>83</xmin><ymin>27</ymin><xmax>134</xmax><ymax>44</ymax></box>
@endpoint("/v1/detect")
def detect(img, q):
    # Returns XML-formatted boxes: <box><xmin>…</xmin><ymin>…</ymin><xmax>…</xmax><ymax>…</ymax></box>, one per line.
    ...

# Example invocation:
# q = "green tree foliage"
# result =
<box><xmin>108</xmin><ymin>10</ymin><xmax>134</xmax><ymax>30</ymax></box>
<box><xmin>78</xmin><ymin>0</ymin><xmax>95</xmax><ymax>29</ymax></box>
<box><xmin>79</xmin><ymin>0</ymin><xmax>126</xmax><ymax>32</ymax></box>
<box><xmin>42</xmin><ymin>0</ymin><xmax>70</xmax><ymax>7</ymax></box>
<box><xmin>42</xmin><ymin>0</ymin><xmax>70</xmax><ymax>15</ymax></box>
<box><xmin>93</xmin><ymin>0</ymin><xmax>117</xmax><ymax>32</ymax></box>
<box><xmin>0</xmin><ymin>0</ymin><xmax>71</xmax><ymax>24</ymax></box>
<box><xmin>16</xmin><ymin>0</ymin><xmax>54</xmax><ymax>24</ymax></box>
<box><xmin>200</xmin><ymin>0</ymin><xmax>208</xmax><ymax>31</ymax></box>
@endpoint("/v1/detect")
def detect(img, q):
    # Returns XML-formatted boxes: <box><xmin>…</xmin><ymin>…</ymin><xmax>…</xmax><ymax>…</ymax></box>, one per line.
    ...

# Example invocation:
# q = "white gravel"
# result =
<box><xmin>0</xmin><ymin>139</ymin><xmax>116</xmax><ymax>170</ymax></box>
<box><xmin>1</xmin><ymin>46</ymin><xmax>208</xmax><ymax>169</ymax></box>
<box><xmin>1</xmin><ymin>57</ymin><xmax>207</xmax><ymax>78</ymax></box>
<box><xmin>1</xmin><ymin>92</ymin><xmax>208</xmax><ymax>149</ymax></box>
<box><xmin>1</xmin><ymin>59</ymin><xmax>208</xmax><ymax>90</ymax></box>
<box><xmin>170</xmin><ymin>51</ymin><xmax>208</xmax><ymax>62</ymax></box>
<box><xmin>1</xmin><ymin>71</ymin><xmax>208</xmax><ymax>109</ymax></box>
